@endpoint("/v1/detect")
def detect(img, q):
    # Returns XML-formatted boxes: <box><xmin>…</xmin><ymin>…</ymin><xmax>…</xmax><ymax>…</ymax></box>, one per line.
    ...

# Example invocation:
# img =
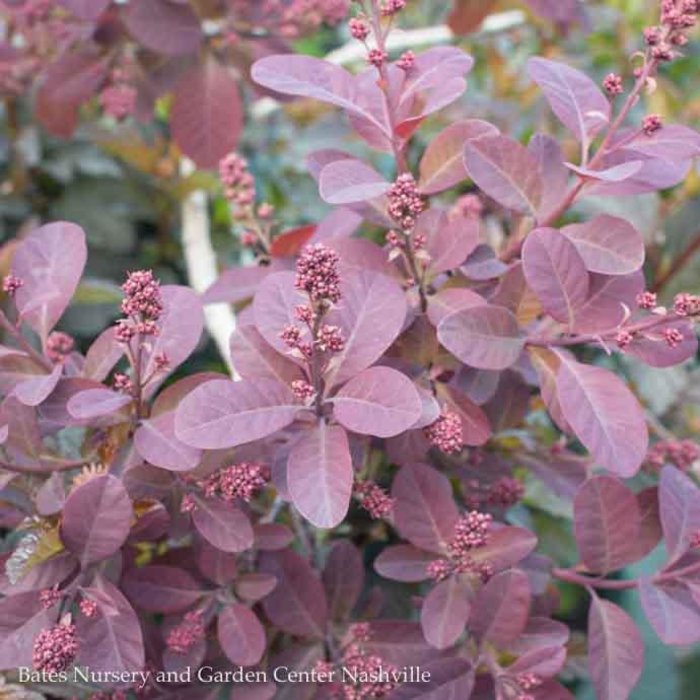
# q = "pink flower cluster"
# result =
<box><xmin>46</xmin><ymin>331</ymin><xmax>74</xmax><ymax>363</ymax></box>
<box><xmin>99</xmin><ymin>83</ymin><xmax>137</xmax><ymax>121</ymax></box>
<box><xmin>485</xmin><ymin>476</ymin><xmax>525</xmax><ymax>508</ymax></box>
<box><xmin>637</xmin><ymin>290</ymin><xmax>658</xmax><ymax>309</ymax></box>
<box><xmin>316</xmin><ymin>324</ymin><xmax>346</xmax><ymax>352</ymax></box>
<box><xmin>387</xmin><ymin>173</ymin><xmax>425</xmax><ymax>231</ymax></box>
<box><xmin>294</xmin><ymin>244</ymin><xmax>342</xmax><ymax>304</ymax></box>
<box><xmin>423</xmin><ymin>410</ymin><xmax>464</xmax><ymax>454</ymax></box>
<box><xmin>673</xmin><ymin>292</ymin><xmax>700</xmax><ymax>316</ymax></box>
<box><xmin>646</xmin><ymin>438</ymin><xmax>700</xmax><ymax>471</ymax></box>
<box><xmin>644</xmin><ymin>0</ymin><xmax>698</xmax><ymax>56</ymax></box>
<box><xmin>231</xmin><ymin>0</ymin><xmax>348</xmax><ymax>37</ymax></box>
<box><xmin>292</xmin><ymin>379</ymin><xmax>316</xmax><ymax>401</ymax></box>
<box><xmin>201</xmin><ymin>462</ymin><xmax>269</xmax><ymax>503</ymax></box>
<box><xmin>32</xmin><ymin>622</ymin><xmax>78</xmax><ymax>673</ymax></box>
<box><xmin>349</xmin><ymin>17</ymin><xmax>370</xmax><ymax>40</ymax></box>
<box><xmin>381</xmin><ymin>0</ymin><xmax>406</xmax><ymax>15</ymax></box>
<box><xmin>39</xmin><ymin>585</ymin><xmax>61</xmax><ymax>609</ymax></box>
<box><xmin>79</xmin><ymin>598</ymin><xmax>98</xmax><ymax>618</ymax></box>
<box><xmin>340</xmin><ymin>644</ymin><xmax>398</xmax><ymax>699</ymax></box>
<box><xmin>603</xmin><ymin>72</ymin><xmax>624</xmax><ymax>94</ymax></box>
<box><xmin>219</xmin><ymin>152</ymin><xmax>256</xmax><ymax>213</ymax></box>
<box><xmin>642</xmin><ymin>114</ymin><xmax>663</xmax><ymax>135</ymax></box>
<box><xmin>450</xmin><ymin>193</ymin><xmax>484</xmax><ymax>219</ymax></box>
<box><xmin>166</xmin><ymin>610</ymin><xmax>205</xmax><ymax>655</ymax></box>
<box><xmin>2</xmin><ymin>273</ymin><xmax>23</xmax><ymax>296</ymax></box>
<box><xmin>354</xmin><ymin>481</ymin><xmax>395</xmax><ymax>519</ymax></box>
<box><xmin>116</xmin><ymin>270</ymin><xmax>164</xmax><ymax>343</ymax></box>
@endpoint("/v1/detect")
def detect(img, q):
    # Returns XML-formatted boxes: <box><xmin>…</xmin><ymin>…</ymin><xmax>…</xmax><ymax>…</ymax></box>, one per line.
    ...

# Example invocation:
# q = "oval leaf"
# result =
<box><xmin>218</xmin><ymin>604</ymin><xmax>266</xmax><ymax>667</ymax></box>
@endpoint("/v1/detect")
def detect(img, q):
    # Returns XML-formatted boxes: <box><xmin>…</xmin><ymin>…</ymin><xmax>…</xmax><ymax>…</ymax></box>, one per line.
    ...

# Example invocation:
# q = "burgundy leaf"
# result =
<box><xmin>389</xmin><ymin>657</ymin><xmax>474</xmax><ymax>699</ymax></box>
<box><xmin>191</xmin><ymin>496</ymin><xmax>253</xmax><ymax>553</ymax></box>
<box><xmin>13</xmin><ymin>364</ymin><xmax>62</xmax><ymax>407</ymax></box>
<box><xmin>522</xmin><ymin>227</ymin><xmax>589</xmax><ymax>326</ymax></box>
<box><xmin>0</xmin><ymin>592</ymin><xmax>51</xmax><ymax>669</ymax></box>
<box><xmin>572</xmin><ymin>271</ymin><xmax>644</xmax><ymax>333</ymax></box>
<box><xmin>324</xmin><ymin>270</ymin><xmax>407</xmax><ymax>387</ymax></box>
<box><xmin>573</xmin><ymin>476</ymin><xmax>642</xmax><ymax>573</ymax></box>
<box><xmin>659</xmin><ymin>465</ymin><xmax>700</xmax><ymax>566</ymax></box>
<box><xmin>287</xmin><ymin>422</ymin><xmax>353</xmax><ymax>528</ymax></box>
<box><xmin>322</xmin><ymin>540</ymin><xmax>364</xmax><ymax>620</ymax></box>
<box><xmin>218</xmin><ymin>604</ymin><xmax>266</xmax><ymax>667</ymax></box>
<box><xmin>472</xmin><ymin>526</ymin><xmax>537</xmax><ymax>572</ymax></box>
<box><xmin>392</xmin><ymin>463</ymin><xmax>459</xmax><ymax>554</ymax></box>
<box><xmin>319</xmin><ymin>159</ymin><xmax>390</xmax><ymax>204</ymax></box>
<box><xmin>470</xmin><ymin>570</ymin><xmax>531</xmax><ymax>645</ymax></box>
<box><xmin>171</xmin><ymin>61</ymin><xmax>243</xmax><ymax>169</ymax></box>
<box><xmin>13</xmin><ymin>222</ymin><xmax>87</xmax><ymax>341</ymax></box>
<box><xmin>561</xmin><ymin>215</ymin><xmax>644</xmax><ymax>275</ymax></box>
<box><xmin>625</xmin><ymin>319</ymin><xmax>698</xmax><ymax>368</ymax></box>
<box><xmin>463</xmin><ymin>135</ymin><xmax>543</xmax><ymax>215</ymax></box>
<box><xmin>438</xmin><ymin>304</ymin><xmax>524</xmax><ymax>370</ymax></box>
<box><xmin>420</xmin><ymin>576</ymin><xmax>471</xmax><ymax>649</ymax></box>
<box><xmin>196</xmin><ymin>541</ymin><xmax>237</xmax><ymax>586</ymax></box>
<box><xmin>639</xmin><ymin>577</ymin><xmax>700</xmax><ymax>645</ymax></box>
<box><xmin>254</xmin><ymin>523</ymin><xmax>295</xmax><ymax>551</ymax></box>
<box><xmin>230</xmin><ymin>325</ymin><xmax>304</xmax><ymax>385</ymax></box>
<box><xmin>588</xmin><ymin>595</ymin><xmax>644</xmax><ymax>700</ymax></box>
<box><xmin>122</xmin><ymin>565</ymin><xmax>202</xmax><ymax>613</ymax></box>
<box><xmin>332</xmin><ymin>366</ymin><xmax>422</xmax><ymax>438</ymax></box>
<box><xmin>418</xmin><ymin>209</ymin><xmax>480</xmax><ymax>275</ymax></box>
<box><xmin>77</xmin><ymin>575</ymin><xmax>145</xmax><ymax>673</ymax></box>
<box><xmin>555</xmin><ymin>356</ymin><xmax>648</xmax><ymax>477</ymax></box>
<box><xmin>427</xmin><ymin>287</ymin><xmax>486</xmax><ymax>327</ymax></box>
<box><xmin>419</xmin><ymin>119</ymin><xmax>499</xmax><ymax>194</ymax></box>
<box><xmin>84</xmin><ymin>327</ymin><xmax>124</xmax><ymax>381</ymax></box>
<box><xmin>134</xmin><ymin>412</ymin><xmax>202</xmax><ymax>472</ymax></box>
<box><xmin>57</xmin><ymin>0</ymin><xmax>110</xmax><ymax>19</ymax></box>
<box><xmin>260</xmin><ymin>550</ymin><xmax>327</xmax><ymax>639</ymax></box>
<box><xmin>529</xmin><ymin>133</ymin><xmax>569</xmax><ymax>221</ymax></box>
<box><xmin>527</xmin><ymin>57</ymin><xmax>610</xmax><ymax>142</ymax></box>
<box><xmin>122</xmin><ymin>0</ymin><xmax>202</xmax><ymax>56</ymax></box>
<box><xmin>235</xmin><ymin>573</ymin><xmax>277</xmax><ymax>602</ymax></box>
<box><xmin>374</xmin><ymin>544</ymin><xmax>433</xmax><ymax>582</ymax></box>
<box><xmin>440</xmin><ymin>384</ymin><xmax>491</xmax><ymax>446</ymax></box>
<box><xmin>61</xmin><ymin>474</ymin><xmax>132</xmax><ymax>566</ymax></box>
<box><xmin>67</xmin><ymin>388</ymin><xmax>132</xmax><ymax>420</ymax></box>
<box><xmin>175</xmin><ymin>378</ymin><xmax>298</xmax><ymax>449</ymax></box>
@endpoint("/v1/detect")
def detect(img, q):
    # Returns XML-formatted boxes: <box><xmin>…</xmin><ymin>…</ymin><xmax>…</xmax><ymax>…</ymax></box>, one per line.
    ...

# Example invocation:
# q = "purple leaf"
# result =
<box><xmin>588</xmin><ymin>595</ymin><xmax>644</xmax><ymax>700</ymax></box>
<box><xmin>84</xmin><ymin>327</ymin><xmax>124</xmax><ymax>381</ymax></box>
<box><xmin>77</xmin><ymin>575</ymin><xmax>145</xmax><ymax>673</ymax></box>
<box><xmin>122</xmin><ymin>0</ymin><xmax>202</xmax><ymax>56</ymax></box>
<box><xmin>508</xmin><ymin>646</ymin><xmax>567</xmax><ymax>679</ymax></box>
<box><xmin>13</xmin><ymin>222</ymin><xmax>87</xmax><ymax>341</ymax></box>
<box><xmin>322</xmin><ymin>540</ymin><xmax>364</xmax><ymax>620</ymax></box>
<box><xmin>573</xmin><ymin>476</ymin><xmax>642</xmax><ymax>573</ymax></box>
<box><xmin>324</xmin><ymin>270</ymin><xmax>407</xmax><ymax>388</ymax></box>
<box><xmin>171</xmin><ymin>61</ymin><xmax>243</xmax><ymax>169</ymax></box>
<box><xmin>122</xmin><ymin>565</ymin><xmax>202</xmax><ymax>613</ymax></box>
<box><xmin>191</xmin><ymin>496</ymin><xmax>253</xmax><ymax>553</ymax></box>
<box><xmin>438</xmin><ymin>304</ymin><xmax>524</xmax><ymax>370</ymax></box>
<box><xmin>134</xmin><ymin>412</ymin><xmax>202</xmax><ymax>472</ymax></box>
<box><xmin>196</xmin><ymin>541</ymin><xmax>237</xmax><ymax>586</ymax></box>
<box><xmin>463</xmin><ymin>135</ymin><xmax>543</xmax><ymax>215</ymax></box>
<box><xmin>389</xmin><ymin>657</ymin><xmax>474</xmax><ymax>700</ymax></box>
<box><xmin>251</xmin><ymin>55</ymin><xmax>389</xmax><ymax>138</ymax></box>
<box><xmin>67</xmin><ymin>388</ymin><xmax>132</xmax><ymax>420</ymax></box>
<box><xmin>625</xmin><ymin>319</ymin><xmax>698</xmax><ymax>368</ymax></box>
<box><xmin>461</xmin><ymin>243</ymin><xmax>509</xmax><ymax>280</ymax></box>
<box><xmin>417</xmin><ymin>210</ymin><xmax>480</xmax><ymax>275</ymax></box>
<box><xmin>13</xmin><ymin>364</ymin><xmax>62</xmax><ymax>407</ymax></box>
<box><xmin>202</xmin><ymin>265</ymin><xmax>270</xmax><ymax>305</ymax></box>
<box><xmin>0</xmin><ymin>592</ymin><xmax>52</xmax><ymax>669</ymax></box>
<box><xmin>332</xmin><ymin>366</ymin><xmax>422</xmax><ymax>438</ymax></box>
<box><xmin>588</xmin><ymin>151</ymin><xmax>690</xmax><ymax>195</ymax></box>
<box><xmin>61</xmin><ymin>474</ymin><xmax>133</xmax><ymax>566</ymax></box>
<box><xmin>218</xmin><ymin>604</ymin><xmax>266</xmax><ymax>667</ymax></box>
<box><xmin>527</xmin><ymin>57</ymin><xmax>610</xmax><ymax>142</ymax></box>
<box><xmin>440</xmin><ymin>384</ymin><xmax>491</xmax><ymax>446</ymax></box>
<box><xmin>427</xmin><ymin>287</ymin><xmax>486</xmax><ymax>327</ymax></box>
<box><xmin>572</xmin><ymin>271</ymin><xmax>644</xmax><ymax>333</ymax></box>
<box><xmin>57</xmin><ymin>0</ymin><xmax>110</xmax><ymax>19</ymax></box>
<box><xmin>566</xmin><ymin>160</ymin><xmax>643</xmax><ymax>181</ymax></box>
<box><xmin>659</xmin><ymin>465</ymin><xmax>700</xmax><ymax>566</ymax></box>
<box><xmin>235</xmin><ymin>573</ymin><xmax>278</xmax><ymax>602</ymax></box>
<box><xmin>506</xmin><ymin>617</ymin><xmax>570</xmax><ymax>655</ymax></box>
<box><xmin>419</xmin><ymin>119</ymin><xmax>499</xmax><ymax>194</ymax></box>
<box><xmin>529</xmin><ymin>133</ymin><xmax>569</xmax><ymax>220</ymax></box>
<box><xmin>639</xmin><ymin>577</ymin><xmax>700</xmax><ymax>645</ymax></box>
<box><xmin>392</xmin><ymin>463</ymin><xmax>459</xmax><ymax>554</ymax></box>
<box><xmin>620</xmin><ymin>124</ymin><xmax>700</xmax><ymax>162</ymax></box>
<box><xmin>522</xmin><ymin>227</ymin><xmax>589</xmax><ymax>326</ymax></box>
<box><xmin>555</xmin><ymin>357</ymin><xmax>648</xmax><ymax>477</ymax></box>
<box><xmin>420</xmin><ymin>576</ymin><xmax>471</xmax><ymax>649</ymax></box>
<box><xmin>254</xmin><ymin>523</ymin><xmax>295</xmax><ymax>551</ymax></box>
<box><xmin>287</xmin><ymin>422</ymin><xmax>353</xmax><ymax>528</ymax></box>
<box><xmin>319</xmin><ymin>159</ymin><xmax>390</xmax><ymax>204</ymax></box>
<box><xmin>561</xmin><ymin>215</ymin><xmax>644</xmax><ymax>275</ymax></box>
<box><xmin>141</xmin><ymin>285</ymin><xmax>204</xmax><ymax>380</ymax></box>
<box><xmin>374</xmin><ymin>544</ymin><xmax>433</xmax><ymax>582</ymax></box>
<box><xmin>470</xmin><ymin>570</ymin><xmax>531</xmax><ymax>645</ymax></box>
<box><xmin>472</xmin><ymin>526</ymin><xmax>537</xmax><ymax>572</ymax></box>
<box><xmin>260</xmin><ymin>550</ymin><xmax>327</xmax><ymax>639</ymax></box>
<box><xmin>230</xmin><ymin>325</ymin><xmax>303</xmax><ymax>385</ymax></box>
<box><xmin>175</xmin><ymin>378</ymin><xmax>298</xmax><ymax>449</ymax></box>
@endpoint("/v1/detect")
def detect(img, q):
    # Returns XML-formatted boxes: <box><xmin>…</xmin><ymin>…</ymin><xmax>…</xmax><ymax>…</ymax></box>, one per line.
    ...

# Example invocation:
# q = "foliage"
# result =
<box><xmin>1</xmin><ymin>1</ymin><xmax>700</xmax><ymax>699</ymax></box>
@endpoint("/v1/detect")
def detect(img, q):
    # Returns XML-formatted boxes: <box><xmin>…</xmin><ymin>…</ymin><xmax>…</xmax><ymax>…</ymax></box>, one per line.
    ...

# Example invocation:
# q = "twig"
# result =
<box><xmin>651</xmin><ymin>228</ymin><xmax>700</xmax><ymax>292</ymax></box>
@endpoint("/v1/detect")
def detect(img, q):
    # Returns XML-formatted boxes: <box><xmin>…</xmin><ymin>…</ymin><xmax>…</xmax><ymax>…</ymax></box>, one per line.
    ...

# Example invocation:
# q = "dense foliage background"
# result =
<box><xmin>2</xmin><ymin>1</ymin><xmax>700</xmax><ymax>699</ymax></box>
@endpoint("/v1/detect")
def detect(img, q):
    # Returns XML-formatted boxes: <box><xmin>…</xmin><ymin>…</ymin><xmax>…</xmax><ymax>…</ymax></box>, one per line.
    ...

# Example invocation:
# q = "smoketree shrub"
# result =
<box><xmin>1</xmin><ymin>1</ymin><xmax>700</xmax><ymax>699</ymax></box>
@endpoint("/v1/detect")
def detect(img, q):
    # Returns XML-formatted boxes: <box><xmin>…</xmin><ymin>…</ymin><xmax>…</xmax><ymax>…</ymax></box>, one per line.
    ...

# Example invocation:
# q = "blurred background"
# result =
<box><xmin>1</xmin><ymin>1</ymin><xmax>700</xmax><ymax>696</ymax></box>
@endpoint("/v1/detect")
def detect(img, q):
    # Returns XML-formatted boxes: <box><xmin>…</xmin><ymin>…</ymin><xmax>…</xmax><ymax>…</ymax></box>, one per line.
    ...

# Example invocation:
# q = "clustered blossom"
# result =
<box><xmin>367</xmin><ymin>48</ymin><xmax>388</xmax><ymax>67</ymax></box>
<box><xmin>486</xmin><ymin>476</ymin><xmax>525</xmax><ymax>507</ymax></box>
<box><xmin>201</xmin><ymin>463</ymin><xmax>269</xmax><ymax>503</ymax></box>
<box><xmin>673</xmin><ymin>292</ymin><xmax>700</xmax><ymax>316</ymax></box>
<box><xmin>646</xmin><ymin>438</ymin><xmax>700</xmax><ymax>471</ymax></box>
<box><xmin>116</xmin><ymin>270</ymin><xmax>163</xmax><ymax>343</ymax></box>
<box><xmin>113</xmin><ymin>372</ymin><xmax>133</xmax><ymax>394</ymax></box>
<box><xmin>513</xmin><ymin>672</ymin><xmax>543</xmax><ymax>700</ymax></box>
<box><xmin>316</xmin><ymin>324</ymin><xmax>346</xmax><ymax>352</ymax></box>
<box><xmin>647</xmin><ymin>0</ymin><xmax>699</xmax><ymax>56</ymax></box>
<box><xmin>46</xmin><ymin>331</ymin><xmax>74</xmax><ymax>363</ymax></box>
<box><xmin>180</xmin><ymin>493</ymin><xmax>196</xmax><ymax>514</ymax></box>
<box><xmin>642</xmin><ymin>114</ymin><xmax>663</xmax><ymax>135</ymax></box>
<box><xmin>450</xmin><ymin>193</ymin><xmax>483</xmax><ymax>219</ymax></box>
<box><xmin>662</xmin><ymin>326</ymin><xmax>684</xmax><ymax>347</ymax></box>
<box><xmin>230</xmin><ymin>0</ymin><xmax>348</xmax><ymax>38</ymax></box>
<box><xmin>166</xmin><ymin>610</ymin><xmax>205</xmax><ymax>655</ymax></box>
<box><xmin>387</xmin><ymin>173</ymin><xmax>425</xmax><ymax>231</ymax></box>
<box><xmin>292</xmin><ymin>379</ymin><xmax>316</xmax><ymax>401</ymax></box>
<box><xmin>637</xmin><ymin>290</ymin><xmax>658</xmax><ymax>309</ymax></box>
<box><xmin>99</xmin><ymin>83</ymin><xmax>137</xmax><ymax>121</ymax></box>
<box><xmin>39</xmin><ymin>585</ymin><xmax>61</xmax><ymax>609</ymax></box>
<box><xmin>354</xmin><ymin>481</ymin><xmax>394</xmax><ymax>519</ymax></box>
<box><xmin>294</xmin><ymin>244</ymin><xmax>342</xmax><ymax>304</ymax></box>
<box><xmin>381</xmin><ymin>0</ymin><xmax>406</xmax><ymax>15</ymax></box>
<box><xmin>349</xmin><ymin>17</ymin><xmax>370</xmax><ymax>40</ymax></box>
<box><xmin>219</xmin><ymin>152</ymin><xmax>256</xmax><ymax>212</ymax></box>
<box><xmin>79</xmin><ymin>598</ymin><xmax>98</xmax><ymax>618</ymax></box>
<box><xmin>340</xmin><ymin>644</ymin><xmax>398</xmax><ymax>699</ymax></box>
<box><xmin>424</xmin><ymin>410</ymin><xmax>464</xmax><ymax>454</ymax></box>
<box><xmin>690</xmin><ymin>530</ymin><xmax>700</xmax><ymax>548</ymax></box>
<box><xmin>603</xmin><ymin>72</ymin><xmax>623</xmax><ymax>94</ymax></box>
<box><xmin>615</xmin><ymin>329</ymin><xmax>634</xmax><ymax>349</ymax></box>
<box><xmin>2</xmin><ymin>273</ymin><xmax>23</xmax><ymax>296</ymax></box>
<box><xmin>397</xmin><ymin>50</ymin><xmax>415</xmax><ymax>70</ymax></box>
<box><xmin>32</xmin><ymin>622</ymin><xmax>78</xmax><ymax>673</ymax></box>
